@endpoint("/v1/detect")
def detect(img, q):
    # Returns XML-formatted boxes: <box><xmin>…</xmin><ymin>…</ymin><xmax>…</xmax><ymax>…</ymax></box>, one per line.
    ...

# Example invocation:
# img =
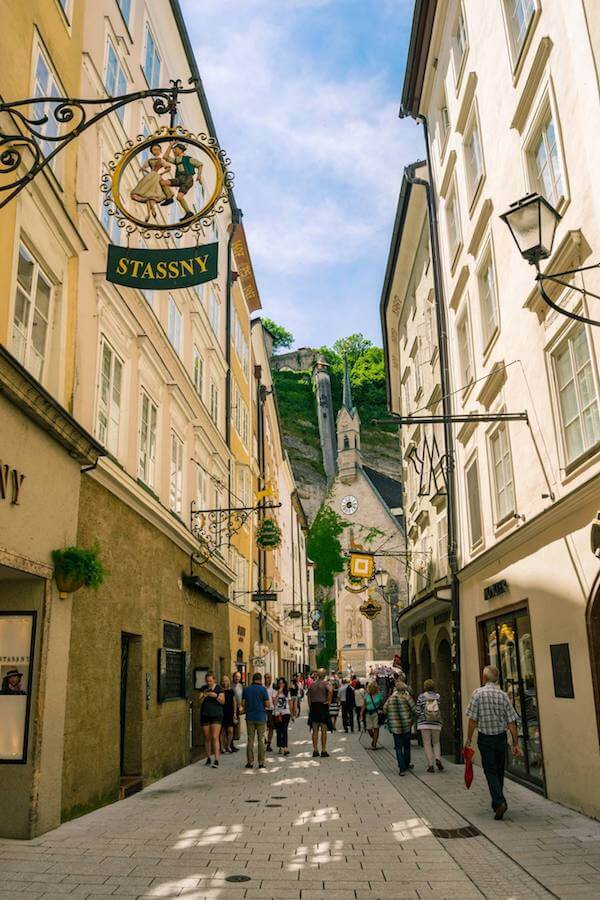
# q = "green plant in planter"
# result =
<box><xmin>256</xmin><ymin>517</ymin><xmax>282</xmax><ymax>550</ymax></box>
<box><xmin>51</xmin><ymin>544</ymin><xmax>105</xmax><ymax>598</ymax></box>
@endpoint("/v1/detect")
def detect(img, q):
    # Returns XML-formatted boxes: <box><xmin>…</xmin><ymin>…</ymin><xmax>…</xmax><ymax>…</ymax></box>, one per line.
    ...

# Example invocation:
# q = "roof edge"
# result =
<box><xmin>400</xmin><ymin>0</ymin><xmax>438</xmax><ymax>119</ymax></box>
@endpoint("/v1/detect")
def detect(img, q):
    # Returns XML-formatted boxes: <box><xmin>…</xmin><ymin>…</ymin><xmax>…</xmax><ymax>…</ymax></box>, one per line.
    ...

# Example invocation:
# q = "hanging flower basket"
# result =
<box><xmin>256</xmin><ymin>517</ymin><xmax>282</xmax><ymax>550</ymax></box>
<box><xmin>52</xmin><ymin>545</ymin><xmax>105</xmax><ymax>599</ymax></box>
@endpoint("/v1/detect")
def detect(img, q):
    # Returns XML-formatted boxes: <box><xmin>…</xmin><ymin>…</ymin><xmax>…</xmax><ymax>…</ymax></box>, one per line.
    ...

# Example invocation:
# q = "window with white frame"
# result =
<box><xmin>464</xmin><ymin>111</ymin><xmax>484</xmax><ymax>201</ymax></box>
<box><xmin>139</xmin><ymin>390</ymin><xmax>157</xmax><ymax>487</ymax></box>
<box><xmin>209</xmin><ymin>381</ymin><xmax>219</xmax><ymax>425</ymax></box>
<box><xmin>33</xmin><ymin>45</ymin><xmax>61</xmax><ymax>161</ymax></box>
<box><xmin>489</xmin><ymin>424</ymin><xmax>516</xmax><ymax>522</ymax></box>
<box><xmin>528</xmin><ymin>106</ymin><xmax>564</xmax><ymax>207</ymax></box>
<box><xmin>209</xmin><ymin>289</ymin><xmax>220</xmax><ymax>336</ymax></box>
<box><xmin>411</xmin><ymin>342</ymin><xmax>422</xmax><ymax>397</ymax></box>
<box><xmin>12</xmin><ymin>244</ymin><xmax>52</xmax><ymax>380</ymax></box>
<box><xmin>552</xmin><ymin>325</ymin><xmax>600</xmax><ymax>465</ymax></box>
<box><xmin>456</xmin><ymin>303</ymin><xmax>474</xmax><ymax>389</ymax></box>
<box><xmin>105</xmin><ymin>40</ymin><xmax>126</xmax><ymax>123</ymax></box>
<box><xmin>169</xmin><ymin>431</ymin><xmax>184</xmax><ymax>515</ymax></box>
<box><xmin>144</xmin><ymin>24</ymin><xmax>161</xmax><ymax>88</ymax></box>
<box><xmin>117</xmin><ymin>0</ymin><xmax>131</xmax><ymax>26</ymax></box>
<box><xmin>504</xmin><ymin>0</ymin><xmax>536</xmax><ymax>64</ymax></box>
<box><xmin>478</xmin><ymin>250</ymin><xmax>499</xmax><ymax>349</ymax></box>
<box><xmin>452</xmin><ymin>7</ymin><xmax>468</xmax><ymax>80</ymax></box>
<box><xmin>167</xmin><ymin>295</ymin><xmax>182</xmax><ymax>354</ymax></box>
<box><xmin>402</xmin><ymin>376</ymin><xmax>411</xmax><ymax>416</ymax></box>
<box><xmin>193</xmin><ymin>345</ymin><xmax>203</xmax><ymax>397</ymax></box>
<box><xmin>96</xmin><ymin>339</ymin><xmax>123</xmax><ymax>455</ymax></box>
<box><xmin>465</xmin><ymin>455</ymin><xmax>483</xmax><ymax>548</ymax></box>
<box><xmin>437</xmin><ymin>511</ymin><xmax>448</xmax><ymax>577</ymax></box>
<box><xmin>196</xmin><ymin>465</ymin><xmax>206</xmax><ymax>511</ymax></box>
<box><xmin>237</xmin><ymin>466</ymin><xmax>250</xmax><ymax>507</ymax></box>
<box><xmin>439</xmin><ymin>91</ymin><xmax>450</xmax><ymax>148</ymax></box>
<box><xmin>445</xmin><ymin>183</ymin><xmax>461</xmax><ymax>263</ymax></box>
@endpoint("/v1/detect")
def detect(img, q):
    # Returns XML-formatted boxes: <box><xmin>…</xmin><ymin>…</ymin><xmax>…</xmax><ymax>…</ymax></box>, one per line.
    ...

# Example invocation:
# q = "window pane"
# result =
<box><xmin>466</xmin><ymin>460</ymin><xmax>483</xmax><ymax>546</ymax></box>
<box><xmin>17</xmin><ymin>247</ymin><xmax>34</xmax><ymax>295</ymax></box>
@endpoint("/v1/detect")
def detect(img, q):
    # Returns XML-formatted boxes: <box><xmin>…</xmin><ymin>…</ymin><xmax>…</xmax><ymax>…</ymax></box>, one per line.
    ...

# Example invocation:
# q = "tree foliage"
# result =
<box><xmin>262</xmin><ymin>317</ymin><xmax>294</xmax><ymax>351</ymax></box>
<box><xmin>332</xmin><ymin>333</ymin><xmax>373</xmax><ymax>367</ymax></box>
<box><xmin>307</xmin><ymin>504</ymin><xmax>348</xmax><ymax>588</ymax></box>
<box><xmin>316</xmin><ymin>597</ymin><xmax>337</xmax><ymax>669</ymax></box>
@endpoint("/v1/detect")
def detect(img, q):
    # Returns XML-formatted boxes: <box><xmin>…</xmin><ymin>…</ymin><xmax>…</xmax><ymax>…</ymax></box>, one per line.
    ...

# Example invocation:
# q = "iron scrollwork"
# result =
<box><xmin>0</xmin><ymin>78</ymin><xmax>202</xmax><ymax>209</ymax></box>
<box><xmin>407</xmin><ymin>432</ymin><xmax>447</xmax><ymax>498</ymax></box>
<box><xmin>190</xmin><ymin>500</ymin><xmax>282</xmax><ymax>563</ymax></box>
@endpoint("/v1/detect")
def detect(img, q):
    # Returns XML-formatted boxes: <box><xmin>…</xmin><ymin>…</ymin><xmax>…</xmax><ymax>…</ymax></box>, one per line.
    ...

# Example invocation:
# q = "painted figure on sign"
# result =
<box><xmin>130</xmin><ymin>144</ymin><xmax>173</xmax><ymax>222</ymax></box>
<box><xmin>161</xmin><ymin>141</ymin><xmax>204</xmax><ymax>222</ymax></box>
<box><xmin>0</xmin><ymin>668</ymin><xmax>26</xmax><ymax>694</ymax></box>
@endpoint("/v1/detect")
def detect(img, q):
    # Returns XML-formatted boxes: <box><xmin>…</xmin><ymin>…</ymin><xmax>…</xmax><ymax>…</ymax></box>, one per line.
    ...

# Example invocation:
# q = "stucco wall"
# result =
<box><xmin>61</xmin><ymin>476</ymin><xmax>231</xmax><ymax>821</ymax></box>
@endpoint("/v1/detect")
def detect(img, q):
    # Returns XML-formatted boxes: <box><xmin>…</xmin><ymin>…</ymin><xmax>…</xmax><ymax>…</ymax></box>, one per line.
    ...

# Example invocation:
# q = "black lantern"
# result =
<box><xmin>374</xmin><ymin>568</ymin><xmax>389</xmax><ymax>590</ymax></box>
<box><xmin>500</xmin><ymin>193</ymin><xmax>560</xmax><ymax>266</ymax></box>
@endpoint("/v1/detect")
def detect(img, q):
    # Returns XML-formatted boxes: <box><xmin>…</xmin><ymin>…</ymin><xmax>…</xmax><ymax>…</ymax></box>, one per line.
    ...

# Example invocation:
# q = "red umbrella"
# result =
<box><xmin>463</xmin><ymin>745</ymin><xmax>475</xmax><ymax>789</ymax></box>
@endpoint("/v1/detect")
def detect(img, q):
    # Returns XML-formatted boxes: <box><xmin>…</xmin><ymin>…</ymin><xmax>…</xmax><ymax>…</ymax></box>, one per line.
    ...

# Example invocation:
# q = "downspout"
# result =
<box><xmin>401</xmin><ymin>111</ymin><xmax>463</xmax><ymax>761</ymax></box>
<box><xmin>225</xmin><ymin>210</ymin><xmax>241</xmax><ymax>554</ymax></box>
<box><xmin>256</xmin><ymin>366</ymin><xmax>266</xmax><ymax>644</ymax></box>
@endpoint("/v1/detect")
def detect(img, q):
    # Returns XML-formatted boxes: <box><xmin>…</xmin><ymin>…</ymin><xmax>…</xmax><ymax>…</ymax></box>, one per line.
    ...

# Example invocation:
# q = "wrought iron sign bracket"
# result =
<box><xmin>0</xmin><ymin>78</ymin><xmax>199</xmax><ymax>209</ymax></box>
<box><xmin>190</xmin><ymin>500</ymin><xmax>282</xmax><ymax>566</ymax></box>
<box><xmin>535</xmin><ymin>262</ymin><xmax>600</xmax><ymax>328</ymax></box>
<box><xmin>373</xmin><ymin>412</ymin><xmax>529</xmax><ymax>426</ymax></box>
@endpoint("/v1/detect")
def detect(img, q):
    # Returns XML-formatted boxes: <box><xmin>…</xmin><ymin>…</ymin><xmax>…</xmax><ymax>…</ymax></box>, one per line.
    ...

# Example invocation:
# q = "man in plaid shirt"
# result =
<box><xmin>465</xmin><ymin>665</ymin><xmax>522</xmax><ymax>819</ymax></box>
<box><xmin>384</xmin><ymin>681</ymin><xmax>416</xmax><ymax>775</ymax></box>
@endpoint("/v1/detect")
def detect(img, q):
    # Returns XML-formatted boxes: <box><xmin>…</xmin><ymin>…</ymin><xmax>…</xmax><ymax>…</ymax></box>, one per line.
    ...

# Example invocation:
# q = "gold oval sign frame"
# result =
<box><xmin>102</xmin><ymin>127</ymin><xmax>230</xmax><ymax>238</ymax></box>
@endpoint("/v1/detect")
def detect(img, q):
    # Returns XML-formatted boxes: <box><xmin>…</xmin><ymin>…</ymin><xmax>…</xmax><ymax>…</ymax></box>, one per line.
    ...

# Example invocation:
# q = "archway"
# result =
<box><xmin>410</xmin><ymin>644</ymin><xmax>418</xmax><ymax>696</ymax></box>
<box><xmin>587</xmin><ymin>570</ymin><xmax>600</xmax><ymax>745</ymax></box>
<box><xmin>435</xmin><ymin>630</ymin><xmax>453</xmax><ymax>754</ymax></box>
<box><xmin>420</xmin><ymin>637</ymin><xmax>432</xmax><ymax>683</ymax></box>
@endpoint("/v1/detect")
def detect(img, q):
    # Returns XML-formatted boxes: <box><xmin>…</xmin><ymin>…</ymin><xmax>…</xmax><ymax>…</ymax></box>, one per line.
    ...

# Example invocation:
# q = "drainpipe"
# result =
<box><xmin>401</xmin><ymin>111</ymin><xmax>463</xmax><ymax>762</ymax></box>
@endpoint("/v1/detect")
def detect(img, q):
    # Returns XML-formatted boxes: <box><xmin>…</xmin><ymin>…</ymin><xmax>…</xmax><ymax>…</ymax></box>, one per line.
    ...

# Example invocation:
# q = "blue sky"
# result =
<box><xmin>181</xmin><ymin>0</ymin><xmax>423</xmax><ymax>348</ymax></box>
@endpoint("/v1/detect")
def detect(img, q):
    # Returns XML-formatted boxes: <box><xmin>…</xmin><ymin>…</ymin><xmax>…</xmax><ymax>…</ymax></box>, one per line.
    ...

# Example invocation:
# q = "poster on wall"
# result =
<box><xmin>0</xmin><ymin>612</ymin><xmax>36</xmax><ymax>763</ymax></box>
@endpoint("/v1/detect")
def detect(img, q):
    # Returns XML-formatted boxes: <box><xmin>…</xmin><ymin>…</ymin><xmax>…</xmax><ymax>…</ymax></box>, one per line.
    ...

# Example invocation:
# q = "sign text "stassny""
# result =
<box><xmin>106</xmin><ymin>242</ymin><xmax>218</xmax><ymax>291</ymax></box>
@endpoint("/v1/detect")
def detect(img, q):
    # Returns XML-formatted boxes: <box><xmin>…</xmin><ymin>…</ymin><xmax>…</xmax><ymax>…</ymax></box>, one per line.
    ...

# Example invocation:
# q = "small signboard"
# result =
<box><xmin>252</xmin><ymin>591</ymin><xmax>278</xmax><ymax>603</ymax></box>
<box><xmin>107</xmin><ymin>243</ymin><xmax>218</xmax><ymax>291</ymax></box>
<box><xmin>484</xmin><ymin>579</ymin><xmax>509</xmax><ymax>601</ymax></box>
<box><xmin>550</xmin><ymin>643</ymin><xmax>575</xmax><ymax>698</ymax></box>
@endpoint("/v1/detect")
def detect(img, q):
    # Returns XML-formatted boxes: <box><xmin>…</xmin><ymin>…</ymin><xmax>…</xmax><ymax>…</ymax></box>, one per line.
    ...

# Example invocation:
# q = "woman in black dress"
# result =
<box><xmin>220</xmin><ymin>674</ymin><xmax>237</xmax><ymax>753</ymax></box>
<box><xmin>199</xmin><ymin>672</ymin><xmax>225</xmax><ymax>768</ymax></box>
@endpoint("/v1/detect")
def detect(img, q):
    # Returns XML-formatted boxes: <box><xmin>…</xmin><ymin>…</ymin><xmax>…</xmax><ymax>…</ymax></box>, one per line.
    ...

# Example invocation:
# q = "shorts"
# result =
<box><xmin>266</xmin><ymin>711</ymin><xmax>274</xmax><ymax>727</ymax></box>
<box><xmin>309</xmin><ymin>702</ymin><xmax>332</xmax><ymax>729</ymax></box>
<box><xmin>365</xmin><ymin>712</ymin><xmax>380</xmax><ymax>730</ymax></box>
<box><xmin>201</xmin><ymin>715</ymin><xmax>223</xmax><ymax>726</ymax></box>
<box><xmin>168</xmin><ymin>174</ymin><xmax>194</xmax><ymax>195</ymax></box>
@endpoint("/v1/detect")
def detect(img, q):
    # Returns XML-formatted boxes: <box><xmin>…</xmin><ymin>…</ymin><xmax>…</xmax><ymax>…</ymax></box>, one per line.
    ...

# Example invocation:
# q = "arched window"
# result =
<box><xmin>344</xmin><ymin>435</ymin><xmax>350</xmax><ymax>449</ymax></box>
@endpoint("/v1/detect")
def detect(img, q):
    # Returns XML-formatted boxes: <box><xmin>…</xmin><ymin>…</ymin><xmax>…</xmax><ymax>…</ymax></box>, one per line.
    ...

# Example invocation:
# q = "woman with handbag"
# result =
<box><xmin>273</xmin><ymin>677</ymin><xmax>292</xmax><ymax>755</ymax></box>
<box><xmin>364</xmin><ymin>681</ymin><xmax>384</xmax><ymax>749</ymax></box>
<box><xmin>416</xmin><ymin>678</ymin><xmax>444</xmax><ymax>773</ymax></box>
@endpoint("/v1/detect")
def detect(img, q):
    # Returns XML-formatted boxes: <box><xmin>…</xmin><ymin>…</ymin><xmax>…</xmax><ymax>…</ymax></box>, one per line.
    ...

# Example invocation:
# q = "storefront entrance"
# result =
<box><xmin>479</xmin><ymin>606</ymin><xmax>544</xmax><ymax>789</ymax></box>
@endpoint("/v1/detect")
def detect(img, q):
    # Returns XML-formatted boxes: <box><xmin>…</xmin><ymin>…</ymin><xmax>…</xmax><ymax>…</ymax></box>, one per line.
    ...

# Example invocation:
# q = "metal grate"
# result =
<box><xmin>430</xmin><ymin>825</ymin><xmax>481</xmax><ymax>839</ymax></box>
<box><xmin>225</xmin><ymin>875</ymin><xmax>251</xmax><ymax>883</ymax></box>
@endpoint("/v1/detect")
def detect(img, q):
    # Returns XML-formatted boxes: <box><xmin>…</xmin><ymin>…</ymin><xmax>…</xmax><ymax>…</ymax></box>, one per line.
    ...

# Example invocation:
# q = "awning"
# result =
<box><xmin>395</xmin><ymin>587</ymin><xmax>451</xmax><ymax>638</ymax></box>
<box><xmin>181</xmin><ymin>573</ymin><xmax>228</xmax><ymax>603</ymax></box>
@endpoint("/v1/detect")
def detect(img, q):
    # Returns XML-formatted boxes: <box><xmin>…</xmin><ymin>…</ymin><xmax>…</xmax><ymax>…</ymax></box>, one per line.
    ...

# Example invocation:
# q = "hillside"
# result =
<box><xmin>271</xmin><ymin>338</ymin><xmax>402</xmax><ymax>522</ymax></box>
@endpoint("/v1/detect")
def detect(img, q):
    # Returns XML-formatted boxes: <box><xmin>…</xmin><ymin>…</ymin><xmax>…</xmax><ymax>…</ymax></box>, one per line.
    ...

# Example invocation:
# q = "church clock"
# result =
<box><xmin>341</xmin><ymin>495</ymin><xmax>358</xmax><ymax>515</ymax></box>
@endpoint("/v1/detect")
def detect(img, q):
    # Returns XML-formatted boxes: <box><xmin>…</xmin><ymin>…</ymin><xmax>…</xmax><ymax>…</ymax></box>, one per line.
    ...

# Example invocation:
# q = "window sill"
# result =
<box><xmin>449</xmin><ymin>241</ymin><xmax>463</xmax><ymax>277</ymax></box>
<box><xmin>439</xmin><ymin>129</ymin><xmax>451</xmax><ymax>165</ymax></box>
<box><xmin>454</xmin><ymin>47</ymin><xmax>469</xmax><ymax>97</ymax></box>
<box><xmin>493</xmin><ymin>512</ymin><xmax>518</xmax><ymax>539</ymax></box>
<box><xmin>53</xmin><ymin>0</ymin><xmax>72</xmax><ymax>33</ymax></box>
<box><xmin>461</xmin><ymin>379</ymin><xmax>475</xmax><ymax>404</ymax></box>
<box><xmin>563</xmin><ymin>441</ymin><xmax>600</xmax><ymax>480</ymax></box>
<box><xmin>481</xmin><ymin>327</ymin><xmax>500</xmax><ymax>366</ymax></box>
<box><xmin>114</xmin><ymin>1</ymin><xmax>134</xmax><ymax>44</ymax></box>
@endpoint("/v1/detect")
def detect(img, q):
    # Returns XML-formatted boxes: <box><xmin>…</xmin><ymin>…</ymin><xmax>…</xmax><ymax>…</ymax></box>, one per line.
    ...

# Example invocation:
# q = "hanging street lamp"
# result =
<box><xmin>500</xmin><ymin>193</ymin><xmax>600</xmax><ymax>327</ymax></box>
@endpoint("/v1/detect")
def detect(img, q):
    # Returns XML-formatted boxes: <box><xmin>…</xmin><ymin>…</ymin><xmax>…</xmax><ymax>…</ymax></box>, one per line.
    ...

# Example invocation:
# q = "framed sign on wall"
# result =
<box><xmin>0</xmin><ymin>612</ymin><xmax>37</xmax><ymax>763</ymax></box>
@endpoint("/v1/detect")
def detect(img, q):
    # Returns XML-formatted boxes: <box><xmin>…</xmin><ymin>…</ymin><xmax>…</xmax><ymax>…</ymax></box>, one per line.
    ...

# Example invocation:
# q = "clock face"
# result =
<box><xmin>341</xmin><ymin>495</ymin><xmax>358</xmax><ymax>515</ymax></box>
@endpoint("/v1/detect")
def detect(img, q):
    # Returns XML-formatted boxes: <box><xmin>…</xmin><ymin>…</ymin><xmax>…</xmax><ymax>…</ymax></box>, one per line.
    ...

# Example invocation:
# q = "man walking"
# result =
<box><xmin>307</xmin><ymin>669</ymin><xmax>332</xmax><ymax>758</ymax></box>
<box><xmin>241</xmin><ymin>673</ymin><xmax>269</xmax><ymax>769</ymax></box>
<box><xmin>465</xmin><ymin>665</ymin><xmax>522</xmax><ymax>819</ymax></box>
<box><xmin>384</xmin><ymin>680</ymin><xmax>416</xmax><ymax>775</ymax></box>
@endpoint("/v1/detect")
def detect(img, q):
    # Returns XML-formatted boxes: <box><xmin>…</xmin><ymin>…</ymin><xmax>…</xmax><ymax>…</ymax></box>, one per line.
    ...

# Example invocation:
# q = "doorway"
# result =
<box><xmin>479</xmin><ymin>607</ymin><xmax>544</xmax><ymax>788</ymax></box>
<box><xmin>420</xmin><ymin>638</ymin><xmax>432</xmax><ymax>682</ymax></box>
<box><xmin>190</xmin><ymin>628</ymin><xmax>213</xmax><ymax>761</ymax></box>
<box><xmin>119</xmin><ymin>633</ymin><xmax>142</xmax><ymax>795</ymax></box>
<box><xmin>587</xmin><ymin>572</ymin><xmax>600</xmax><ymax>747</ymax></box>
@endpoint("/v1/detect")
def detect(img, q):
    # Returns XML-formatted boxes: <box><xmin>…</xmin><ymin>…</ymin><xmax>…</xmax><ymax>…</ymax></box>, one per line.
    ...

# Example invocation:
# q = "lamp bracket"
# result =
<box><xmin>536</xmin><ymin>262</ymin><xmax>600</xmax><ymax>327</ymax></box>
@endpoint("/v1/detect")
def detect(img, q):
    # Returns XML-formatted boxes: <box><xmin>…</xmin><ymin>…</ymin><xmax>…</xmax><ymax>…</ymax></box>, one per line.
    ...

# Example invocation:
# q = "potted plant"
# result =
<box><xmin>51</xmin><ymin>545</ymin><xmax>105</xmax><ymax>599</ymax></box>
<box><xmin>256</xmin><ymin>517</ymin><xmax>282</xmax><ymax>550</ymax></box>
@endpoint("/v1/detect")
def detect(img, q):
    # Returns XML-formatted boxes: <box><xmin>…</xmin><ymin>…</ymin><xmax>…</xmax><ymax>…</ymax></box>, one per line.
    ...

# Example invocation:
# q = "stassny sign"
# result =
<box><xmin>107</xmin><ymin>242</ymin><xmax>218</xmax><ymax>291</ymax></box>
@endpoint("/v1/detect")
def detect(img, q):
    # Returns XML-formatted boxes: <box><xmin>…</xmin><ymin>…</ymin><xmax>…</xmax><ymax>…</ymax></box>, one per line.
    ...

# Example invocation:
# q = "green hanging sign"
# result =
<box><xmin>106</xmin><ymin>242</ymin><xmax>218</xmax><ymax>291</ymax></box>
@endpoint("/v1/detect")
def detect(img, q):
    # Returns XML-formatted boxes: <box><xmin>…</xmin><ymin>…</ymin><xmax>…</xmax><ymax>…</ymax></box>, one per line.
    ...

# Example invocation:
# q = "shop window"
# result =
<box><xmin>503</xmin><ymin>0</ymin><xmax>537</xmax><ymax>66</ymax></box>
<box><xmin>144</xmin><ymin>24</ymin><xmax>161</xmax><ymax>89</ymax></box>
<box><xmin>552</xmin><ymin>325</ymin><xmax>600</xmax><ymax>465</ymax></box>
<box><xmin>96</xmin><ymin>338</ymin><xmax>123</xmax><ymax>455</ymax></box>
<box><xmin>167</xmin><ymin>295</ymin><xmax>182</xmax><ymax>354</ymax></box>
<box><xmin>169</xmin><ymin>431</ymin><xmax>183</xmax><ymax>515</ymax></box>
<box><xmin>139</xmin><ymin>389</ymin><xmax>157</xmax><ymax>487</ymax></box>
<box><xmin>158</xmin><ymin>621</ymin><xmax>186</xmax><ymax>702</ymax></box>
<box><xmin>193</xmin><ymin>345</ymin><xmax>203</xmax><ymax>398</ymax></box>
<box><xmin>465</xmin><ymin>454</ymin><xmax>483</xmax><ymax>548</ymax></box>
<box><xmin>105</xmin><ymin>40</ymin><xmax>127</xmax><ymax>123</ymax></box>
<box><xmin>13</xmin><ymin>244</ymin><xmax>52</xmax><ymax>382</ymax></box>
<box><xmin>477</xmin><ymin>248</ymin><xmax>499</xmax><ymax>351</ymax></box>
<box><xmin>489</xmin><ymin>423</ymin><xmax>516</xmax><ymax>523</ymax></box>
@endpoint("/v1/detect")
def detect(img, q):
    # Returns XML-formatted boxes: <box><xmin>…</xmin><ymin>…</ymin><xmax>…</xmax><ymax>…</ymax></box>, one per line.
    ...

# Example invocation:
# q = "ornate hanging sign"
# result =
<box><xmin>349</xmin><ymin>551</ymin><xmax>374</xmax><ymax>580</ymax></box>
<box><xmin>358</xmin><ymin>596</ymin><xmax>382</xmax><ymax>620</ymax></box>
<box><xmin>101</xmin><ymin>126</ymin><xmax>233</xmax><ymax>291</ymax></box>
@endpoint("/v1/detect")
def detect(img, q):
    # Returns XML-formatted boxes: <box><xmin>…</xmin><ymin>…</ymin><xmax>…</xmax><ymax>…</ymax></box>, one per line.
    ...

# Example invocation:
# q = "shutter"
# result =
<box><xmin>157</xmin><ymin>648</ymin><xmax>167</xmax><ymax>703</ymax></box>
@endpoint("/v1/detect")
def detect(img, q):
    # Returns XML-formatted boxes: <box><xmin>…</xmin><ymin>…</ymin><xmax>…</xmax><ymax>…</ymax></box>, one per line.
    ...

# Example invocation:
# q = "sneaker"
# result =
<box><xmin>494</xmin><ymin>802</ymin><xmax>507</xmax><ymax>820</ymax></box>
<box><xmin>399</xmin><ymin>770</ymin><xmax>406</xmax><ymax>777</ymax></box>
<box><xmin>320</xmin><ymin>751</ymin><xmax>329</xmax><ymax>758</ymax></box>
<box><xmin>205</xmin><ymin>757</ymin><xmax>212</xmax><ymax>766</ymax></box>
<box><xmin>283</xmin><ymin>749</ymin><xmax>290</xmax><ymax>756</ymax></box>
<box><xmin>258</xmin><ymin>764</ymin><xmax>266</xmax><ymax>769</ymax></box>
<box><xmin>230</xmin><ymin>746</ymin><xmax>239</xmax><ymax>753</ymax></box>
<box><xmin>312</xmin><ymin>750</ymin><xmax>320</xmax><ymax>758</ymax></box>
<box><xmin>245</xmin><ymin>763</ymin><xmax>253</xmax><ymax>769</ymax></box>
<box><xmin>427</xmin><ymin>765</ymin><xmax>435</xmax><ymax>773</ymax></box>
<box><xmin>212</xmin><ymin>760</ymin><xmax>219</xmax><ymax>768</ymax></box>
<box><xmin>435</xmin><ymin>759</ymin><xmax>444</xmax><ymax>771</ymax></box>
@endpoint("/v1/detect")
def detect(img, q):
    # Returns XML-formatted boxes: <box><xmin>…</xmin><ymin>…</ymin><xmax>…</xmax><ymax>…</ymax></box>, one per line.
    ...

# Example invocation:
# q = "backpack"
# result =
<box><xmin>424</xmin><ymin>695</ymin><xmax>440</xmax><ymax>722</ymax></box>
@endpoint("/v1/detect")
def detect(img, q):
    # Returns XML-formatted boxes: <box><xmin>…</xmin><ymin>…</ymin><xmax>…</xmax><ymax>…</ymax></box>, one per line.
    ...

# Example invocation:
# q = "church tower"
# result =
<box><xmin>336</xmin><ymin>357</ymin><xmax>361</xmax><ymax>484</ymax></box>
<box><xmin>314</xmin><ymin>356</ymin><xmax>337</xmax><ymax>483</ymax></box>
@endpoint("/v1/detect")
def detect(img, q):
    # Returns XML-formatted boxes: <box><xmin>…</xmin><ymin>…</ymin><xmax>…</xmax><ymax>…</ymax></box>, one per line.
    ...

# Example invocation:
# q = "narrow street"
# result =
<box><xmin>2</xmin><ymin>719</ymin><xmax>599</xmax><ymax>900</ymax></box>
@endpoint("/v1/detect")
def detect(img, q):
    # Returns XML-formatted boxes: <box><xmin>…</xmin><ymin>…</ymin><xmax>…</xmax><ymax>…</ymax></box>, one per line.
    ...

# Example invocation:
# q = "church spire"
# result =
<box><xmin>342</xmin><ymin>355</ymin><xmax>354</xmax><ymax>413</ymax></box>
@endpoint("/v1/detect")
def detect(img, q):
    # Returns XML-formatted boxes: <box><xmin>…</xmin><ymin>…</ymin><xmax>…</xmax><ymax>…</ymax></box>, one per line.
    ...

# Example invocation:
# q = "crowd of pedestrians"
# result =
<box><xmin>197</xmin><ymin>662</ymin><xmax>522</xmax><ymax>820</ymax></box>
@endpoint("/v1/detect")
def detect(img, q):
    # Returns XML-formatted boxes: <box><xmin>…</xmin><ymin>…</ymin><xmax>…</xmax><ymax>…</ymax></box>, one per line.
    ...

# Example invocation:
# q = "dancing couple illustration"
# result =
<box><xmin>130</xmin><ymin>141</ymin><xmax>203</xmax><ymax>223</ymax></box>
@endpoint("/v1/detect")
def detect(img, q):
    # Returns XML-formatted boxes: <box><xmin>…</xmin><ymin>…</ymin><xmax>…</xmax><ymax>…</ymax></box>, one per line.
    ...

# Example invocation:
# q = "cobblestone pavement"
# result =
<box><xmin>1</xmin><ymin>718</ymin><xmax>599</xmax><ymax>900</ymax></box>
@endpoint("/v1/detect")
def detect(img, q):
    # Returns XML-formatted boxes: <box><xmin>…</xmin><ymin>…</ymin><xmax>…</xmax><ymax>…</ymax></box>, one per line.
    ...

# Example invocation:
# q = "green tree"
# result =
<box><xmin>333</xmin><ymin>333</ymin><xmax>373</xmax><ymax>367</ymax></box>
<box><xmin>262</xmin><ymin>317</ymin><xmax>294</xmax><ymax>351</ymax></box>
<box><xmin>307</xmin><ymin>504</ymin><xmax>348</xmax><ymax>588</ymax></box>
<box><xmin>316</xmin><ymin>597</ymin><xmax>337</xmax><ymax>669</ymax></box>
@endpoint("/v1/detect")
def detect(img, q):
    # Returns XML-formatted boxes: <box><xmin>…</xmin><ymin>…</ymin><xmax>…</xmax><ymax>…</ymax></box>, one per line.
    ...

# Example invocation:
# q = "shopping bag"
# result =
<box><xmin>463</xmin><ymin>745</ymin><xmax>475</xmax><ymax>789</ymax></box>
